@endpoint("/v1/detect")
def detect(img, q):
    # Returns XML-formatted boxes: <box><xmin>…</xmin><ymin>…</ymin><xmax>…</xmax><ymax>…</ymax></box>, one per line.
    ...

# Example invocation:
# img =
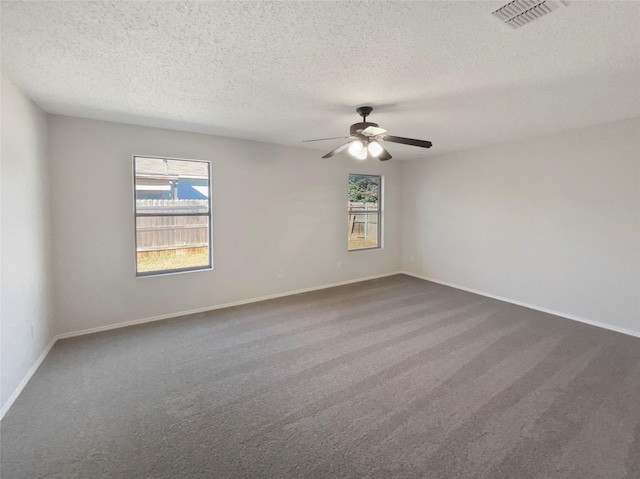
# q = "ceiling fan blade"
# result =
<box><xmin>382</xmin><ymin>135</ymin><xmax>432</xmax><ymax>148</ymax></box>
<box><xmin>362</xmin><ymin>126</ymin><xmax>388</xmax><ymax>137</ymax></box>
<box><xmin>322</xmin><ymin>142</ymin><xmax>350</xmax><ymax>158</ymax></box>
<box><xmin>302</xmin><ymin>136</ymin><xmax>347</xmax><ymax>142</ymax></box>
<box><xmin>377</xmin><ymin>145</ymin><xmax>392</xmax><ymax>161</ymax></box>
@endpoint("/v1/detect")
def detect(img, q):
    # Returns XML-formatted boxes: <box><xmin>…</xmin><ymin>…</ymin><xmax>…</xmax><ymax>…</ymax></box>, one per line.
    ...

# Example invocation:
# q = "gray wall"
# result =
<box><xmin>402</xmin><ymin>118</ymin><xmax>640</xmax><ymax>335</ymax></box>
<box><xmin>0</xmin><ymin>74</ymin><xmax>55</xmax><ymax>414</ymax></box>
<box><xmin>48</xmin><ymin>115</ymin><xmax>403</xmax><ymax>335</ymax></box>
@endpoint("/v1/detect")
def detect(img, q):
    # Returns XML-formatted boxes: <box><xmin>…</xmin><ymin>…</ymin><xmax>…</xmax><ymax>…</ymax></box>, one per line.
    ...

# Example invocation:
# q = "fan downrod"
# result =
<box><xmin>356</xmin><ymin>106</ymin><xmax>373</xmax><ymax>121</ymax></box>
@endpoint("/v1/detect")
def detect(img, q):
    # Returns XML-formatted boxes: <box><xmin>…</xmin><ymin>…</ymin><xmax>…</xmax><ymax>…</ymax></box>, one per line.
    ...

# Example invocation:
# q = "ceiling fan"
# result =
<box><xmin>303</xmin><ymin>106</ymin><xmax>432</xmax><ymax>161</ymax></box>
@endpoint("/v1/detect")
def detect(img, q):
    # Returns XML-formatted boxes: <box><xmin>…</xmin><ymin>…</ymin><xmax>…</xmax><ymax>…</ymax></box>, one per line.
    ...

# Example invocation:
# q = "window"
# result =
<box><xmin>134</xmin><ymin>156</ymin><xmax>212</xmax><ymax>276</ymax></box>
<box><xmin>348</xmin><ymin>174</ymin><xmax>382</xmax><ymax>251</ymax></box>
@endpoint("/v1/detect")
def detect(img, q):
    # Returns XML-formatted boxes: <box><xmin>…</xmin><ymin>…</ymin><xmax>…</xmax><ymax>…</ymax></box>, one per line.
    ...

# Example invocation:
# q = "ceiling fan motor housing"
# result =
<box><xmin>350</xmin><ymin>122</ymin><xmax>379</xmax><ymax>136</ymax></box>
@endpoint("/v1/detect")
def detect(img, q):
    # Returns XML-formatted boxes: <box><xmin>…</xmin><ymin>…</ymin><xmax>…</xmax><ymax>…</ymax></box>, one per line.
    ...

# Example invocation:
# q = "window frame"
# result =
<box><xmin>133</xmin><ymin>155</ymin><xmax>213</xmax><ymax>277</ymax></box>
<box><xmin>348</xmin><ymin>173</ymin><xmax>383</xmax><ymax>252</ymax></box>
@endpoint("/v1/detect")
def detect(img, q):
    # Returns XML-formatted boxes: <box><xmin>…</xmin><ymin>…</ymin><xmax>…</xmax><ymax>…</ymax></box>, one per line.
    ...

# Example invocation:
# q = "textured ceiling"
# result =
<box><xmin>2</xmin><ymin>1</ymin><xmax>639</xmax><ymax>160</ymax></box>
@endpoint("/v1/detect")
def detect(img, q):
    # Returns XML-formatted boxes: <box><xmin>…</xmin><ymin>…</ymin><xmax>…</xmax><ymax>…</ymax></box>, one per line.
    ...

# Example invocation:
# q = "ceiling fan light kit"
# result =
<box><xmin>304</xmin><ymin>106</ymin><xmax>432</xmax><ymax>161</ymax></box>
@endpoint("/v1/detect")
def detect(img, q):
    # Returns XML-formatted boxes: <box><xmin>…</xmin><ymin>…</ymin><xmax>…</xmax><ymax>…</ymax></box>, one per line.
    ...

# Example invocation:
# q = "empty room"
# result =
<box><xmin>1</xmin><ymin>1</ymin><xmax>639</xmax><ymax>478</ymax></box>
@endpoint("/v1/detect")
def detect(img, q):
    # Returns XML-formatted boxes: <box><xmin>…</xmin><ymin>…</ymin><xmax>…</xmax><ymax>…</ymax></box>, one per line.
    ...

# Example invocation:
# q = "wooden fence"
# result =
<box><xmin>136</xmin><ymin>199</ymin><xmax>209</xmax><ymax>254</ymax></box>
<box><xmin>348</xmin><ymin>202</ymin><xmax>379</xmax><ymax>240</ymax></box>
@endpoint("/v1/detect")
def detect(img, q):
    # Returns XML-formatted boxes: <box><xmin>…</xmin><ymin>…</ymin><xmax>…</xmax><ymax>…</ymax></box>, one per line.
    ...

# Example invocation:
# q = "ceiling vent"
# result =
<box><xmin>492</xmin><ymin>0</ymin><xmax>565</xmax><ymax>29</ymax></box>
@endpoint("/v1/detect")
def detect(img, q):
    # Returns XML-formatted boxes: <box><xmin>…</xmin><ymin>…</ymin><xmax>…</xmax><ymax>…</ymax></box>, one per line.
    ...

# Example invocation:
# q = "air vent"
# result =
<box><xmin>492</xmin><ymin>0</ymin><xmax>564</xmax><ymax>29</ymax></box>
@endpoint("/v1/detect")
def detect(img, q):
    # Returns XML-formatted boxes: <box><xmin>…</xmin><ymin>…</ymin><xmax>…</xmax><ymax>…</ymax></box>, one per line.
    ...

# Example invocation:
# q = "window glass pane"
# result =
<box><xmin>134</xmin><ymin>156</ymin><xmax>212</xmax><ymax>276</ymax></box>
<box><xmin>135</xmin><ymin>157</ymin><xmax>210</xmax><ymax>210</ymax></box>
<box><xmin>348</xmin><ymin>212</ymin><xmax>379</xmax><ymax>250</ymax></box>
<box><xmin>348</xmin><ymin>174</ymin><xmax>381</xmax><ymax>250</ymax></box>
<box><xmin>348</xmin><ymin>174</ymin><xmax>380</xmax><ymax>209</ymax></box>
<box><xmin>136</xmin><ymin>215</ymin><xmax>210</xmax><ymax>274</ymax></box>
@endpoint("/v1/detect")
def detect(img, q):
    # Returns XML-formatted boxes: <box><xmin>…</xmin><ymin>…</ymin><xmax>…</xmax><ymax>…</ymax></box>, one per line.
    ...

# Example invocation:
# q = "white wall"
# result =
<box><xmin>402</xmin><ymin>118</ymin><xmax>640</xmax><ymax>335</ymax></box>
<box><xmin>48</xmin><ymin>115</ymin><xmax>402</xmax><ymax>335</ymax></box>
<box><xmin>0</xmin><ymin>75</ymin><xmax>55</xmax><ymax>414</ymax></box>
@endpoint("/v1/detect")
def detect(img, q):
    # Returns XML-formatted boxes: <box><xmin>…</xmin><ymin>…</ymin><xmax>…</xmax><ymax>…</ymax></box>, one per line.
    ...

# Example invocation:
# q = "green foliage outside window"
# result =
<box><xmin>349</xmin><ymin>174</ymin><xmax>379</xmax><ymax>203</ymax></box>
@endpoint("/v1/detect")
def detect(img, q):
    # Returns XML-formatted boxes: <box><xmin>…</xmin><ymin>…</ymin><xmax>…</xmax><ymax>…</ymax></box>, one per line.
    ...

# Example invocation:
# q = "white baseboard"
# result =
<box><xmin>57</xmin><ymin>271</ymin><xmax>403</xmax><ymax>340</ymax></box>
<box><xmin>0</xmin><ymin>336</ymin><xmax>57</xmax><ymax>422</ymax></box>
<box><xmin>402</xmin><ymin>271</ymin><xmax>640</xmax><ymax>339</ymax></box>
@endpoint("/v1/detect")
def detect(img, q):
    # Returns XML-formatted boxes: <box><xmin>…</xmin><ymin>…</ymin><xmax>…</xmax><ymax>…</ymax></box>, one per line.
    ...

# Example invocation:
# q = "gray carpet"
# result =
<box><xmin>1</xmin><ymin>274</ymin><xmax>639</xmax><ymax>478</ymax></box>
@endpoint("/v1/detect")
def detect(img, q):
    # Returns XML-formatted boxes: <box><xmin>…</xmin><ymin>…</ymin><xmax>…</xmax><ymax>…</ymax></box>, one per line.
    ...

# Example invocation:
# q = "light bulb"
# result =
<box><xmin>348</xmin><ymin>140</ymin><xmax>364</xmax><ymax>157</ymax></box>
<box><xmin>368</xmin><ymin>141</ymin><xmax>383</xmax><ymax>157</ymax></box>
<box><xmin>348</xmin><ymin>140</ymin><xmax>368</xmax><ymax>160</ymax></box>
